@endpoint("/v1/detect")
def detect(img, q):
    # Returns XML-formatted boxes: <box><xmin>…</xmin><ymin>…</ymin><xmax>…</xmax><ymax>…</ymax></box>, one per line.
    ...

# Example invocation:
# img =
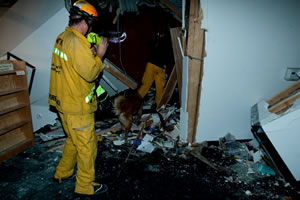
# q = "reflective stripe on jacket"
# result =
<box><xmin>49</xmin><ymin>27</ymin><xmax>103</xmax><ymax>115</ymax></box>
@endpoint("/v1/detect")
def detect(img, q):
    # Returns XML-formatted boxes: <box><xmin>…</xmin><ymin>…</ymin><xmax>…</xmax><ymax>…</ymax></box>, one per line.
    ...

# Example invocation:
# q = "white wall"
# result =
<box><xmin>0</xmin><ymin>0</ymin><xmax>64</xmax><ymax>56</ymax></box>
<box><xmin>13</xmin><ymin>8</ymin><xmax>69</xmax><ymax>131</ymax></box>
<box><xmin>0</xmin><ymin>0</ymin><xmax>69</xmax><ymax>131</ymax></box>
<box><xmin>197</xmin><ymin>0</ymin><xmax>300</xmax><ymax>141</ymax></box>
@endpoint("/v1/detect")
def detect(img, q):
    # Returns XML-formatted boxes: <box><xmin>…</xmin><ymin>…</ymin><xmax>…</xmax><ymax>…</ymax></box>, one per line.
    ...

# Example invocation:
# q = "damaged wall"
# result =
<box><xmin>196</xmin><ymin>0</ymin><xmax>300</xmax><ymax>141</ymax></box>
<box><xmin>0</xmin><ymin>1</ymin><xmax>179</xmax><ymax>131</ymax></box>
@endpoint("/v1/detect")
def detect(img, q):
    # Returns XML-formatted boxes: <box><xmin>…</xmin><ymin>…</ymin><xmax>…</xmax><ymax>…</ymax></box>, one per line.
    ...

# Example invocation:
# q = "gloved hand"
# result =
<box><xmin>96</xmin><ymin>37</ymin><xmax>108</xmax><ymax>59</ymax></box>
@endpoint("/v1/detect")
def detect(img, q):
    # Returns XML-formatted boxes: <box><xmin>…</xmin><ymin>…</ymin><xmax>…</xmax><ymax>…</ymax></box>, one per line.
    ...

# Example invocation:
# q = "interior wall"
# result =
<box><xmin>197</xmin><ymin>0</ymin><xmax>300</xmax><ymax>141</ymax></box>
<box><xmin>0</xmin><ymin>0</ymin><xmax>63</xmax><ymax>56</ymax></box>
<box><xmin>10</xmin><ymin>8</ymin><xmax>69</xmax><ymax>131</ymax></box>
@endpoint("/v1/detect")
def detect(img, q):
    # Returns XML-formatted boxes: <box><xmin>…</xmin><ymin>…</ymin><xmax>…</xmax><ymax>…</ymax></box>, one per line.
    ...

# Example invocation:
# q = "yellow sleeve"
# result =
<box><xmin>71</xmin><ymin>37</ymin><xmax>103</xmax><ymax>82</ymax></box>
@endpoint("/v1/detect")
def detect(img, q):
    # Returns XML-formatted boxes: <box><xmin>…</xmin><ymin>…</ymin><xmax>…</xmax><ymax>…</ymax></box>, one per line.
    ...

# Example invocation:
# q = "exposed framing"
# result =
<box><xmin>186</xmin><ymin>0</ymin><xmax>205</xmax><ymax>144</ymax></box>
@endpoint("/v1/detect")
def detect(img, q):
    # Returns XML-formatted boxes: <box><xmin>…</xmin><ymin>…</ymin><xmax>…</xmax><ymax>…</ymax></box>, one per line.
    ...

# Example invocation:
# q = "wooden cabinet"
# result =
<box><xmin>0</xmin><ymin>60</ymin><xmax>34</xmax><ymax>162</ymax></box>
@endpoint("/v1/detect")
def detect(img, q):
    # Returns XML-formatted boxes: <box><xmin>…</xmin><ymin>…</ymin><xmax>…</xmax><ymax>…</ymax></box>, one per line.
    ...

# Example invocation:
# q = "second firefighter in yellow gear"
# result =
<box><xmin>138</xmin><ymin>62</ymin><xmax>166</xmax><ymax>105</ymax></box>
<box><xmin>138</xmin><ymin>31</ymin><xmax>174</xmax><ymax>107</ymax></box>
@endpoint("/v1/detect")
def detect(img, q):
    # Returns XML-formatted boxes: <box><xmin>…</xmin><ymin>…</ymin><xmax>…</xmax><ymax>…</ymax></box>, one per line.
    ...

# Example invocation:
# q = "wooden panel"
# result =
<box><xmin>170</xmin><ymin>27</ymin><xmax>183</xmax><ymax>104</ymax></box>
<box><xmin>0</xmin><ymin>60</ymin><xmax>34</xmax><ymax>162</ymax></box>
<box><xmin>103</xmin><ymin>59</ymin><xmax>138</xmax><ymax>89</ymax></box>
<box><xmin>157</xmin><ymin>65</ymin><xmax>177</xmax><ymax>109</ymax></box>
<box><xmin>0</xmin><ymin>90</ymin><xmax>28</xmax><ymax>115</ymax></box>
<box><xmin>0</xmin><ymin>127</ymin><xmax>26</xmax><ymax>152</ymax></box>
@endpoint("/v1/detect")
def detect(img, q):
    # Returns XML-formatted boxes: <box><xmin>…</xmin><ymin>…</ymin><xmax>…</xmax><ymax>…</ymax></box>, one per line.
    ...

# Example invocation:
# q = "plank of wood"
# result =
<box><xmin>189</xmin><ymin>151</ymin><xmax>218</xmax><ymax>170</ymax></box>
<box><xmin>103</xmin><ymin>59</ymin><xmax>138</xmax><ymax>89</ymax></box>
<box><xmin>170</xmin><ymin>27</ymin><xmax>183</xmax><ymax>104</ymax></box>
<box><xmin>157</xmin><ymin>65</ymin><xmax>177</xmax><ymax>109</ymax></box>
<box><xmin>161</xmin><ymin>0</ymin><xmax>182</xmax><ymax>18</ymax></box>
<box><xmin>267</xmin><ymin>80</ymin><xmax>300</xmax><ymax>107</ymax></box>
<box><xmin>186</xmin><ymin>0</ymin><xmax>205</xmax><ymax>144</ymax></box>
<box><xmin>268</xmin><ymin>91</ymin><xmax>300</xmax><ymax>114</ymax></box>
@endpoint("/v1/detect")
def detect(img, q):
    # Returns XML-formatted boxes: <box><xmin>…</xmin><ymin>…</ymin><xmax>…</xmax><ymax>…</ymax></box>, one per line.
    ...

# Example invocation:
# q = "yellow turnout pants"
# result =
<box><xmin>54</xmin><ymin>112</ymin><xmax>97</xmax><ymax>195</ymax></box>
<box><xmin>138</xmin><ymin>62</ymin><xmax>166</xmax><ymax>105</ymax></box>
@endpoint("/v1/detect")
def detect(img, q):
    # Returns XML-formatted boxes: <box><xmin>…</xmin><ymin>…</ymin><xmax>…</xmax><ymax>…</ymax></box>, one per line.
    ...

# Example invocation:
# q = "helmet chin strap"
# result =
<box><xmin>84</xmin><ymin>18</ymin><xmax>92</xmax><ymax>37</ymax></box>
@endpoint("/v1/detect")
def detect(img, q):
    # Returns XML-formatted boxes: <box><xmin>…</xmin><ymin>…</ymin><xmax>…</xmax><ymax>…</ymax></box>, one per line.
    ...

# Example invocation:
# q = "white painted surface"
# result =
<box><xmin>180</xmin><ymin>55</ymin><xmax>188</xmax><ymax>142</ymax></box>
<box><xmin>196</xmin><ymin>0</ymin><xmax>300</xmax><ymax>141</ymax></box>
<box><xmin>0</xmin><ymin>0</ymin><xmax>64</xmax><ymax>56</ymax></box>
<box><xmin>261</xmin><ymin>105</ymin><xmax>300</xmax><ymax>181</ymax></box>
<box><xmin>1</xmin><ymin>3</ymin><xmax>68</xmax><ymax>131</ymax></box>
<box><xmin>22</xmin><ymin>8</ymin><xmax>68</xmax><ymax>131</ymax></box>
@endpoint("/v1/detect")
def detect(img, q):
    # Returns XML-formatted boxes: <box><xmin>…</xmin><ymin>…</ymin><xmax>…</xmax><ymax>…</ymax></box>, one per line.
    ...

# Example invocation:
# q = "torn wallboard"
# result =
<box><xmin>251</xmin><ymin>81</ymin><xmax>300</xmax><ymax>183</ymax></box>
<box><xmin>100</xmin><ymin>59</ymin><xmax>138</xmax><ymax>96</ymax></box>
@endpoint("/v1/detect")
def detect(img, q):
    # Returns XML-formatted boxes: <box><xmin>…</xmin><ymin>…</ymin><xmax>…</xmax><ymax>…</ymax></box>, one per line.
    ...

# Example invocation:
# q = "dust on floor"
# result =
<box><xmin>1</xmin><ymin>131</ymin><xmax>299</xmax><ymax>200</ymax></box>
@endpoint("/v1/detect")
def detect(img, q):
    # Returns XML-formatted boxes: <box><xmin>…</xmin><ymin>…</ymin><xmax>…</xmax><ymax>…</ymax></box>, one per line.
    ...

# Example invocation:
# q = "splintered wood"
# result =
<box><xmin>103</xmin><ymin>59</ymin><xmax>138</xmax><ymax>89</ymax></box>
<box><xmin>186</xmin><ymin>0</ymin><xmax>205</xmax><ymax>144</ymax></box>
<box><xmin>267</xmin><ymin>80</ymin><xmax>300</xmax><ymax>114</ymax></box>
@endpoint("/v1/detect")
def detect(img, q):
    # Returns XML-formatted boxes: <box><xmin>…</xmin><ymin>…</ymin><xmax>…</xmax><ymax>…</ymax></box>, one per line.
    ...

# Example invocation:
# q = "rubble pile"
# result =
<box><xmin>2</xmin><ymin>90</ymin><xmax>299</xmax><ymax>199</ymax></box>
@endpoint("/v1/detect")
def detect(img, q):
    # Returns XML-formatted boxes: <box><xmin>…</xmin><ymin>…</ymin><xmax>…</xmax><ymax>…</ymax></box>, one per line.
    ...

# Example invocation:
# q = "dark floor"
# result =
<box><xmin>1</xmin><ymin>129</ymin><xmax>300</xmax><ymax>200</ymax></box>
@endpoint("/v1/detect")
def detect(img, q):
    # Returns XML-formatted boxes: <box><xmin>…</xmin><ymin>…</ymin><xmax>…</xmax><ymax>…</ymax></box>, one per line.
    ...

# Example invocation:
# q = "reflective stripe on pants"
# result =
<box><xmin>55</xmin><ymin>112</ymin><xmax>97</xmax><ymax>195</ymax></box>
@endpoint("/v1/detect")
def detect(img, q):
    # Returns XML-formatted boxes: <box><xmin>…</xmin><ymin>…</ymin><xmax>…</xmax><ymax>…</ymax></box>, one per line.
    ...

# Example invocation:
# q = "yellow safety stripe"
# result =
<box><xmin>53</xmin><ymin>48</ymin><xmax>68</xmax><ymax>61</ymax></box>
<box><xmin>85</xmin><ymin>86</ymin><xmax>95</xmax><ymax>103</ymax></box>
<box><xmin>85</xmin><ymin>85</ymin><xmax>106</xmax><ymax>103</ymax></box>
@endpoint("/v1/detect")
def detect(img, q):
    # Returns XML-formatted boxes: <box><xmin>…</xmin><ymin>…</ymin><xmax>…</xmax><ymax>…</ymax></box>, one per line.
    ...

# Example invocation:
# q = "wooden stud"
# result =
<box><xmin>170</xmin><ymin>27</ymin><xmax>183</xmax><ymax>104</ymax></box>
<box><xmin>186</xmin><ymin>0</ymin><xmax>205</xmax><ymax>144</ymax></box>
<box><xmin>157</xmin><ymin>65</ymin><xmax>177</xmax><ymax>109</ymax></box>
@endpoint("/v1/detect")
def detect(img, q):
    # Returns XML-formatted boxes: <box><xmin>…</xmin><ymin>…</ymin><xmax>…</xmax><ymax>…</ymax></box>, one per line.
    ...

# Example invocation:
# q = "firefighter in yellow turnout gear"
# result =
<box><xmin>48</xmin><ymin>0</ymin><xmax>108</xmax><ymax>196</ymax></box>
<box><xmin>138</xmin><ymin>32</ymin><xmax>174</xmax><ymax>108</ymax></box>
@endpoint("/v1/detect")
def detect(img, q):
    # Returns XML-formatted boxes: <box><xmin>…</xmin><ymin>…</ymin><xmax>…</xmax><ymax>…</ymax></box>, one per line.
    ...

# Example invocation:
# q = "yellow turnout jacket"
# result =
<box><xmin>49</xmin><ymin>27</ymin><xmax>103</xmax><ymax>115</ymax></box>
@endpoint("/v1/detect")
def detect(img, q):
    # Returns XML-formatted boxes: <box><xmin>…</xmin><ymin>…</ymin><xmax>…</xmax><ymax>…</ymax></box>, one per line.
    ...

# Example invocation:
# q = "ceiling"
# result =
<box><xmin>0</xmin><ymin>0</ymin><xmax>17</xmax><ymax>17</ymax></box>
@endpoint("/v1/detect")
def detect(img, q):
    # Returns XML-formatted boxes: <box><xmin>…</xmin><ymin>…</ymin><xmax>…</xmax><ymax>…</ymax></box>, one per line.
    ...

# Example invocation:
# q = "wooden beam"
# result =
<box><xmin>103</xmin><ymin>59</ymin><xmax>138</xmax><ymax>89</ymax></box>
<box><xmin>157</xmin><ymin>65</ymin><xmax>177</xmax><ymax>109</ymax></box>
<box><xmin>186</xmin><ymin>0</ymin><xmax>205</xmax><ymax>144</ymax></box>
<box><xmin>170</xmin><ymin>27</ymin><xmax>183</xmax><ymax>104</ymax></box>
<box><xmin>268</xmin><ymin>91</ymin><xmax>300</xmax><ymax>114</ymax></box>
<box><xmin>267</xmin><ymin>80</ymin><xmax>300</xmax><ymax>107</ymax></box>
<box><xmin>161</xmin><ymin>0</ymin><xmax>182</xmax><ymax>18</ymax></box>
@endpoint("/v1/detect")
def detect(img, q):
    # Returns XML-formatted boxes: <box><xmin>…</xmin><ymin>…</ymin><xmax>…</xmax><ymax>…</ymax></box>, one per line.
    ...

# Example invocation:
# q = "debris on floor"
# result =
<box><xmin>1</xmin><ymin>90</ymin><xmax>300</xmax><ymax>199</ymax></box>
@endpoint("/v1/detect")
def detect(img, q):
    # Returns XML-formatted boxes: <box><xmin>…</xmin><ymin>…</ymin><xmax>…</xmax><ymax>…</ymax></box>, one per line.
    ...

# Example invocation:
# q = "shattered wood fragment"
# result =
<box><xmin>189</xmin><ymin>151</ymin><xmax>218</xmax><ymax>171</ymax></box>
<box><xmin>47</xmin><ymin>144</ymin><xmax>65</xmax><ymax>152</ymax></box>
<box><xmin>170</xmin><ymin>27</ymin><xmax>183</xmax><ymax>103</ymax></box>
<box><xmin>157</xmin><ymin>65</ymin><xmax>177</xmax><ymax>109</ymax></box>
<box><xmin>267</xmin><ymin>80</ymin><xmax>300</xmax><ymax>106</ymax></box>
<box><xmin>268</xmin><ymin>91</ymin><xmax>300</xmax><ymax>114</ymax></box>
<box><xmin>161</xmin><ymin>0</ymin><xmax>182</xmax><ymax>18</ymax></box>
<box><xmin>103</xmin><ymin>59</ymin><xmax>137</xmax><ymax>89</ymax></box>
<box><xmin>267</xmin><ymin>80</ymin><xmax>300</xmax><ymax>114</ymax></box>
<box><xmin>96</xmin><ymin>125</ymin><xmax>122</xmax><ymax>136</ymax></box>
